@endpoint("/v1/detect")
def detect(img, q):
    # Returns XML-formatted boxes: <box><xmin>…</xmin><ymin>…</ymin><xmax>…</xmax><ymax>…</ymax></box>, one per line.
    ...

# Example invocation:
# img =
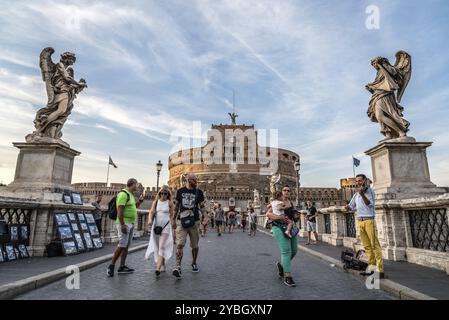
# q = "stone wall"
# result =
<box><xmin>0</xmin><ymin>195</ymin><xmax>149</xmax><ymax>256</ymax></box>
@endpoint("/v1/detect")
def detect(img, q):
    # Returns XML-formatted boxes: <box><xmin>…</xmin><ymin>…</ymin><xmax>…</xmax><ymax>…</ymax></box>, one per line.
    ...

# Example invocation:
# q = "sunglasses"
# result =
<box><xmin>160</xmin><ymin>192</ymin><xmax>168</xmax><ymax>196</ymax></box>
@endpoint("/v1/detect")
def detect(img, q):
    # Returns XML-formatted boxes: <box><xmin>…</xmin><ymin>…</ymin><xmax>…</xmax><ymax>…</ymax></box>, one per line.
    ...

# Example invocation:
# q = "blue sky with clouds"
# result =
<box><xmin>1</xmin><ymin>0</ymin><xmax>449</xmax><ymax>188</ymax></box>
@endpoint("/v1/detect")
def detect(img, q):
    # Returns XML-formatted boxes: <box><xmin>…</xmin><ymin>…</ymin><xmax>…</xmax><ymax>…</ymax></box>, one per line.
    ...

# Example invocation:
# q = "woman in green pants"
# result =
<box><xmin>266</xmin><ymin>185</ymin><xmax>298</xmax><ymax>287</ymax></box>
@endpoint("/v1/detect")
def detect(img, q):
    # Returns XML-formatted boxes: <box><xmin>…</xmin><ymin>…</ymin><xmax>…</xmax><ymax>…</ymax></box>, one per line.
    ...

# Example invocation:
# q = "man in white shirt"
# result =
<box><xmin>345</xmin><ymin>174</ymin><xmax>384</xmax><ymax>278</ymax></box>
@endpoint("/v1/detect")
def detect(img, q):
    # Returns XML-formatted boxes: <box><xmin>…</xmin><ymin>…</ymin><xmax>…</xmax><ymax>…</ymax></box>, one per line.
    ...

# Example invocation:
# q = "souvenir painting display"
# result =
<box><xmin>54</xmin><ymin>213</ymin><xmax>78</xmax><ymax>255</ymax></box>
<box><xmin>58</xmin><ymin>226</ymin><xmax>73</xmax><ymax>240</ymax></box>
<box><xmin>74</xmin><ymin>233</ymin><xmax>85</xmax><ymax>252</ymax></box>
<box><xmin>84</xmin><ymin>232</ymin><xmax>94</xmax><ymax>249</ymax></box>
<box><xmin>9</xmin><ymin>225</ymin><xmax>19</xmax><ymax>242</ymax></box>
<box><xmin>63</xmin><ymin>194</ymin><xmax>73</xmax><ymax>204</ymax></box>
<box><xmin>83</xmin><ymin>212</ymin><xmax>103</xmax><ymax>250</ymax></box>
<box><xmin>18</xmin><ymin>244</ymin><xmax>30</xmax><ymax>258</ymax></box>
<box><xmin>92</xmin><ymin>237</ymin><xmax>103</xmax><ymax>249</ymax></box>
<box><xmin>5</xmin><ymin>245</ymin><xmax>16</xmax><ymax>261</ymax></box>
<box><xmin>85</xmin><ymin>213</ymin><xmax>95</xmax><ymax>224</ymax></box>
<box><xmin>71</xmin><ymin>192</ymin><xmax>83</xmax><ymax>205</ymax></box>
<box><xmin>63</xmin><ymin>241</ymin><xmax>77</xmax><ymax>255</ymax></box>
<box><xmin>55</xmin><ymin>213</ymin><xmax>69</xmax><ymax>226</ymax></box>
<box><xmin>20</xmin><ymin>225</ymin><xmax>29</xmax><ymax>242</ymax></box>
<box><xmin>88</xmin><ymin>225</ymin><xmax>99</xmax><ymax>237</ymax></box>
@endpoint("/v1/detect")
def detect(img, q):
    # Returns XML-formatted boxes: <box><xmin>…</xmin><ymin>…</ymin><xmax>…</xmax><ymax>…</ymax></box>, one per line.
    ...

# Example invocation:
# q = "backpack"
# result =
<box><xmin>107</xmin><ymin>190</ymin><xmax>130</xmax><ymax>220</ymax></box>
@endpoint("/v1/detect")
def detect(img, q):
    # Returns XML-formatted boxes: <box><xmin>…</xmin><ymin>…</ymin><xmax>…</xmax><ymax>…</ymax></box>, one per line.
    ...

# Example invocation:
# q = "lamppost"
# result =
<box><xmin>294</xmin><ymin>159</ymin><xmax>300</xmax><ymax>208</ymax></box>
<box><xmin>156</xmin><ymin>160</ymin><xmax>163</xmax><ymax>192</ymax></box>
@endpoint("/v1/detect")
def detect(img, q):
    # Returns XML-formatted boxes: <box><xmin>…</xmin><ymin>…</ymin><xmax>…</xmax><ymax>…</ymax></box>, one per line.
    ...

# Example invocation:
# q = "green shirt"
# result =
<box><xmin>116</xmin><ymin>189</ymin><xmax>137</xmax><ymax>225</ymax></box>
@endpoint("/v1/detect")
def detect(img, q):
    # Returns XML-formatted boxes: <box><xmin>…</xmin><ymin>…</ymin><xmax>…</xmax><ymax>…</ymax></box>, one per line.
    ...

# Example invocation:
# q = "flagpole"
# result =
<box><xmin>352</xmin><ymin>156</ymin><xmax>355</xmax><ymax>177</ymax></box>
<box><xmin>106</xmin><ymin>160</ymin><xmax>110</xmax><ymax>187</ymax></box>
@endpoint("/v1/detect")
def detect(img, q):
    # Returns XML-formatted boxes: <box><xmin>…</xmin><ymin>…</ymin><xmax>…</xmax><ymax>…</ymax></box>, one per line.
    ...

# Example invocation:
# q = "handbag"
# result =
<box><xmin>153</xmin><ymin>220</ymin><xmax>170</xmax><ymax>235</ymax></box>
<box><xmin>179</xmin><ymin>210</ymin><xmax>195</xmax><ymax>228</ymax></box>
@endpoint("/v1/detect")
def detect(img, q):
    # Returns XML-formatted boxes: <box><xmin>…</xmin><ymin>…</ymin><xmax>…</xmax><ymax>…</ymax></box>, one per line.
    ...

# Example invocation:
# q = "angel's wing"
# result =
<box><xmin>394</xmin><ymin>50</ymin><xmax>412</xmax><ymax>103</ymax></box>
<box><xmin>39</xmin><ymin>47</ymin><xmax>56</xmax><ymax>105</ymax></box>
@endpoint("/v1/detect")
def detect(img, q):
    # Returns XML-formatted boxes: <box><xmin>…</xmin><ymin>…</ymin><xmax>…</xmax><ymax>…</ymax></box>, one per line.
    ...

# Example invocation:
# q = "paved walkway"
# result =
<box><xmin>15</xmin><ymin>229</ymin><xmax>393</xmax><ymax>300</ymax></box>
<box><xmin>294</xmin><ymin>235</ymin><xmax>449</xmax><ymax>299</ymax></box>
<box><xmin>0</xmin><ymin>238</ymin><xmax>149</xmax><ymax>286</ymax></box>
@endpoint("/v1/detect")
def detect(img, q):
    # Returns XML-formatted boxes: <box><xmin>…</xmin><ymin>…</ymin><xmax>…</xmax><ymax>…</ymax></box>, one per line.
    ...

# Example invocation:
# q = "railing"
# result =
<box><xmin>323</xmin><ymin>213</ymin><xmax>331</xmax><ymax>234</ymax></box>
<box><xmin>408</xmin><ymin>208</ymin><xmax>449</xmax><ymax>253</ymax></box>
<box><xmin>345</xmin><ymin>212</ymin><xmax>356</xmax><ymax>238</ymax></box>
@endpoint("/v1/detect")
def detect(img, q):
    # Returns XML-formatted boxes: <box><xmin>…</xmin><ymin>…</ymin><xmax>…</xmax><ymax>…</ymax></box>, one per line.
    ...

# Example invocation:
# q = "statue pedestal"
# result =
<box><xmin>6</xmin><ymin>142</ymin><xmax>80</xmax><ymax>200</ymax></box>
<box><xmin>365</xmin><ymin>137</ymin><xmax>446</xmax><ymax>200</ymax></box>
<box><xmin>365</xmin><ymin>137</ymin><xmax>447</xmax><ymax>262</ymax></box>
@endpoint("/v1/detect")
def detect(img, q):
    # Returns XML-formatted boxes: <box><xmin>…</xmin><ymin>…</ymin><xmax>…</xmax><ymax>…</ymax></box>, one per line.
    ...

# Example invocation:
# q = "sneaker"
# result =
<box><xmin>284</xmin><ymin>276</ymin><xmax>296</xmax><ymax>287</ymax></box>
<box><xmin>192</xmin><ymin>263</ymin><xmax>199</xmax><ymax>273</ymax></box>
<box><xmin>173</xmin><ymin>268</ymin><xmax>182</xmax><ymax>279</ymax></box>
<box><xmin>155</xmin><ymin>270</ymin><xmax>161</xmax><ymax>277</ymax></box>
<box><xmin>276</xmin><ymin>261</ymin><xmax>284</xmax><ymax>278</ymax></box>
<box><xmin>107</xmin><ymin>264</ymin><xmax>114</xmax><ymax>277</ymax></box>
<box><xmin>117</xmin><ymin>266</ymin><xmax>135</xmax><ymax>274</ymax></box>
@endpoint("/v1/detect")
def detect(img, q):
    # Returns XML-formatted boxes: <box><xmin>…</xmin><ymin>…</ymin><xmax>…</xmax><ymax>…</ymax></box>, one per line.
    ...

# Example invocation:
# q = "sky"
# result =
<box><xmin>1</xmin><ymin>0</ymin><xmax>449</xmax><ymax>189</ymax></box>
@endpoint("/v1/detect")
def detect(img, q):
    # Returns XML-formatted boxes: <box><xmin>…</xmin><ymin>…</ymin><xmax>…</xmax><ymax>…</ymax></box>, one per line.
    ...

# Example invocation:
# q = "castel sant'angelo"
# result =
<box><xmin>168</xmin><ymin>114</ymin><xmax>300</xmax><ymax>213</ymax></box>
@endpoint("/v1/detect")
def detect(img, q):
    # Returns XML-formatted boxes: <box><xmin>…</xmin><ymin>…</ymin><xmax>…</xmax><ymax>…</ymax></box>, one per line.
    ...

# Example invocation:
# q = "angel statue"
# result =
<box><xmin>228</xmin><ymin>112</ymin><xmax>238</xmax><ymax>125</ymax></box>
<box><xmin>26</xmin><ymin>47</ymin><xmax>87</xmax><ymax>146</ymax></box>
<box><xmin>269</xmin><ymin>172</ymin><xmax>281</xmax><ymax>196</ymax></box>
<box><xmin>366</xmin><ymin>50</ymin><xmax>411</xmax><ymax>140</ymax></box>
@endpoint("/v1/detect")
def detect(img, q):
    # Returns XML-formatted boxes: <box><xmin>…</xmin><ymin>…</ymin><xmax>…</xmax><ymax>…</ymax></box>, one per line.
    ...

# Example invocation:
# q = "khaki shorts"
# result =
<box><xmin>175</xmin><ymin>219</ymin><xmax>200</xmax><ymax>249</ymax></box>
<box><xmin>116</xmin><ymin>223</ymin><xmax>134</xmax><ymax>248</ymax></box>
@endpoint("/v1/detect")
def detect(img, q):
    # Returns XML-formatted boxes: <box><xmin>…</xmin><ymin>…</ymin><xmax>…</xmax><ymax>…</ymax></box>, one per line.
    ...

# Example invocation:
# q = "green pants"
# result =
<box><xmin>272</xmin><ymin>226</ymin><xmax>298</xmax><ymax>273</ymax></box>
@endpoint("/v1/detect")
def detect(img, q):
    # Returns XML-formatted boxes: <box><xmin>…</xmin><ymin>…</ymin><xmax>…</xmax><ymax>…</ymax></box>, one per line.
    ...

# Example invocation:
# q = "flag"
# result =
<box><xmin>108</xmin><ymin>156</ymin><xmax>117</xmax><ymax>168</ymax></box>
<box><xmin>353</xmin><ymin>157</ymin><xmax>360</xmax><ymax>167</ymax></box>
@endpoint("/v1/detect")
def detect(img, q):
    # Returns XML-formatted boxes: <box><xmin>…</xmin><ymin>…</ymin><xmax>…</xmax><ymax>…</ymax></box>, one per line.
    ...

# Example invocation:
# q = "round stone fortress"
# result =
<box><xmin>168</xmin><ymin>121</ymin><xmax>300</xmax><ymax>212</ymax></box>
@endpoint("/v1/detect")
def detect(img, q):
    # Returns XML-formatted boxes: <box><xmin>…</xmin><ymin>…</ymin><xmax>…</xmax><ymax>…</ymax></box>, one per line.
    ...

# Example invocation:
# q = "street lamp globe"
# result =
<box><xmin>156</xmin><ymin>160</ymin><xmax>163</xmax><ymax>173</ymax></box>
<box><xmin>294</xmin><ymin>159</ymin><xmax>300</xmax><ymax>172</ymax></box>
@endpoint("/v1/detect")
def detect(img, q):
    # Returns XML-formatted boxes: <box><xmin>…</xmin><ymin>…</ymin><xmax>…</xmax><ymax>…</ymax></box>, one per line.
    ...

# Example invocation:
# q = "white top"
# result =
<box><xmin>271</xmin><ymin>200</ymin><xmax>284</xmax><ymax>216</ymax></box>
<box><xmin>155</xmin><ymin>200</ymin><xmax>170</xmax><ymax>228</ymax></box>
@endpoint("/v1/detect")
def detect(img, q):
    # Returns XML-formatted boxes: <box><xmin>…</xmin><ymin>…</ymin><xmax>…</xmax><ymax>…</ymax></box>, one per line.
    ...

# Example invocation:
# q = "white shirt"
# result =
<box><xmin>271</xmin><ymin>200</ymin><xmax>284</xmax><ymax>216</ymax></box>
<box><xmin>348</xmin><ymin>187</ymin><xmax>376</xmax><ymax>218</ymax></box>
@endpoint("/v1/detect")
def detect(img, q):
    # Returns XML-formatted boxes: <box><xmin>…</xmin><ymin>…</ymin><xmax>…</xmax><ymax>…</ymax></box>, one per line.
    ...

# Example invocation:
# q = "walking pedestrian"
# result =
<box><xmin>227</xmin><ymin>209</ymin><xmax>236</xmax><ymax>233</ymax></box>
<box><xmin>266</xmin><ymin>185</ymin><xmax>298</xmax><ymax>287</ymax></box>
<box><xmin>172</xmin><ymin>173</ymin><xmax>206</xmax><ymax>279</ymax></box>
<box><xmin>249</xmin><ymin>208</ymin><xmax>257</xmax><ymax>236</ymax></box>
<box><xmin>107</xmin><ymin>178</ymin><xmax>144</xmax><ymax>277</ymax></box>
<box><xmin>145</xmin><ymin>185</ymin><xmax>175</xmax><ymax>276</ymax></box>
<box><xmin>305</xmin><ymin>201</ymin><xmax>319</xmax><ymax>245</ymax></box>
<box><xmin>241</xmin><ymin>212</ymin><xmax>247</xmax><ymax>232</ymax></box>
<box><xmin>215</xmin><ymin>203</ymin><xmax>224</xmax><ymax>236</ymax></box>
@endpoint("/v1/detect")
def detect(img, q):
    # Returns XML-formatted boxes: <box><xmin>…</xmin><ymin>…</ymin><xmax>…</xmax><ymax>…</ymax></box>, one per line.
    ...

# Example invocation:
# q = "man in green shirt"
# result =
<box><xmin>107</xmin><ymin>178</ymin><xmax>144</xmax><ymax>277</ymax></box>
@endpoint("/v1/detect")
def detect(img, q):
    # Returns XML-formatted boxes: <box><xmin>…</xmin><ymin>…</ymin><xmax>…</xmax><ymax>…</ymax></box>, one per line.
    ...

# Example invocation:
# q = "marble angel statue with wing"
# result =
<box><xmin>26</xmin><ymin>47</ymin><xmax>87</xmax><ymax>145</ymax></box>
<box><xmin>366</xmin><ymin>50</ymin><xmax>412</xmax><ymax>140</ymax></box>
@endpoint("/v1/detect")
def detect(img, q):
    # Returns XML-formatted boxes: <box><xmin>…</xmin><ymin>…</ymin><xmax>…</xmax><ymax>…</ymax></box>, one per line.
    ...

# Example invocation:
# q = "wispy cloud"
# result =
<box><xmin>1</xmin><ymin>0</ymin><xmax>449</xmax><ymax>188</ymax></box>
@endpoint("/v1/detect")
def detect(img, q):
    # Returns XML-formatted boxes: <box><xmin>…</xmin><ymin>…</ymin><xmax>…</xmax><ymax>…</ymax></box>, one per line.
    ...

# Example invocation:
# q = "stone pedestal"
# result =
<box><xmin>365</xmin><ymin>137</ymin><xmax>446</xmax><ymax>261</ymax></box>
<box><xmin>7</xmin><ymin>142</ymin><xmax>80</xmax><ymax>200</ymax></box>
<box><xmin>365</xmin><ymin>137</ymin><xmax>446</xmax><ymax>200</ymax></box>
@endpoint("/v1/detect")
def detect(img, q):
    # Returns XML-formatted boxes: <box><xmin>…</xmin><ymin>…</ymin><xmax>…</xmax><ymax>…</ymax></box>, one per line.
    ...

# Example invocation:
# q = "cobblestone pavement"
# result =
<box><xmin>0</xmin><ymin>239</ymin><xmax>148</xmax><ymax>286</ymax></box>
<box><xmin>16</xmin><ymin>228</ymin><xmax>394</xmax><ymax>300</ymax></box>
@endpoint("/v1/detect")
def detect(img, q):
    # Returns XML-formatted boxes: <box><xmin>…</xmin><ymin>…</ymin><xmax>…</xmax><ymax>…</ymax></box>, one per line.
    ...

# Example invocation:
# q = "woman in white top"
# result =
<box><xmin>145</xmin><ymin>185</ymin><xmax>175</xmax><ymax>276</ymax></box>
